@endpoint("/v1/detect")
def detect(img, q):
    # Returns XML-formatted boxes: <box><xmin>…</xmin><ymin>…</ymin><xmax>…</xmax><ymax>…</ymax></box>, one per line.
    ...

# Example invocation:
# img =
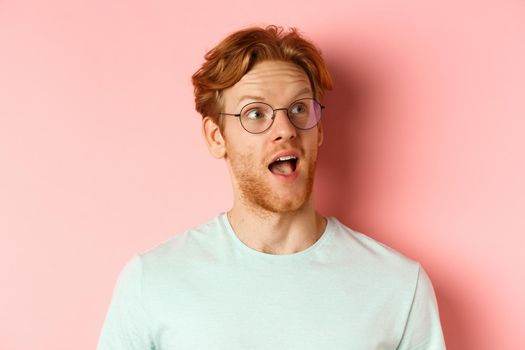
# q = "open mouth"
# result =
<box><xmin>268</xmin><ymin>155</ymin><xmax>298</xmax><ymax>176</ymax></box>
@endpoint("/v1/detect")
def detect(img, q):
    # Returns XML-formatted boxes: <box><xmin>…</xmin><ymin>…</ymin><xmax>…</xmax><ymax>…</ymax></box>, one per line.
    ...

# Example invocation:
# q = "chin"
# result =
<box><xmin>233</xmin><ymin>158</ymin><xmax>317</xmax><ymax>214</ymax></box>
<box><xmin>249</xmin><ymin>187</ymin><xmax>312</xmax><ymax>214</ymax></box>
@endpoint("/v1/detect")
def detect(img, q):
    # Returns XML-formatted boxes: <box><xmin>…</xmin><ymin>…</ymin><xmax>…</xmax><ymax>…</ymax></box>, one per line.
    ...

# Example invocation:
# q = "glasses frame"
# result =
<box><xmin>219</xmin><ymin>97</ymin><xmax>326</xmax><ymax>134</ymax></box>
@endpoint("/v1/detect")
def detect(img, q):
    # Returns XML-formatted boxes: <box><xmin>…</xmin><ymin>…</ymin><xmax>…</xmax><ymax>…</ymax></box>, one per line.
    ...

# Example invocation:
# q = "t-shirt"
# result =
<box><xmin>97</xmin><ymin>213</ymin><xmax>446</xmax><ymax>350</ymax></box>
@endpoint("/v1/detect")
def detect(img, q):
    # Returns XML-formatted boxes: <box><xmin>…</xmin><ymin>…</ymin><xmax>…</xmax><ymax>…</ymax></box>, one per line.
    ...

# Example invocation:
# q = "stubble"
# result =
<box><xmin>228</xmin><ymin>149</ymin><xmax>318</xmax><ymax>215</ymax></box>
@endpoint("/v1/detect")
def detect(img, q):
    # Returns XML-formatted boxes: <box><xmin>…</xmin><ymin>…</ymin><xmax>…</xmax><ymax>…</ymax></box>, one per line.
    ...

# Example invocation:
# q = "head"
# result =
<box><xmin>192</xmin><ymin>25</ymin><xmax>333</xmax><ymax>214</ymax></box>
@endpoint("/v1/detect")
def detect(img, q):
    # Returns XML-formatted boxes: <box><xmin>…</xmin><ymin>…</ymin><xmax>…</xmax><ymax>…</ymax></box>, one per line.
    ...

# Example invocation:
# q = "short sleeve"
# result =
<box><xmin>396</xmin><ymin>264</ymin><xmax>447</xmax><ymax>350</ymax></box>
<box><xmin>96</xmin><ymin>255</ymin><xmax>155</xmax><ymax>350</ymax></box>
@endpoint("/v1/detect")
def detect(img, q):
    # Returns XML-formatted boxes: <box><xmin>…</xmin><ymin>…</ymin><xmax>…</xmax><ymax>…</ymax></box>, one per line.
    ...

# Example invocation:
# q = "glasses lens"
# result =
<box><xmin>240</xmin><ymin>102</ymin><xmax>273</xmax><ymax>133</ymax></box>
<box><xmin>288</xmin><ymin>99</ymin><xmax>322</xmax><ymax>130</ymax></box>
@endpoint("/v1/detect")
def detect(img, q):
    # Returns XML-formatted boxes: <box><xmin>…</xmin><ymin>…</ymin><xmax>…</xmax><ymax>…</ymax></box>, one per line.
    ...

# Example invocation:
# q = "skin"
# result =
<box><xmin>202</xmin><ymin>60</ymin><xmax>327</xmax><ymax>255</ymax></box>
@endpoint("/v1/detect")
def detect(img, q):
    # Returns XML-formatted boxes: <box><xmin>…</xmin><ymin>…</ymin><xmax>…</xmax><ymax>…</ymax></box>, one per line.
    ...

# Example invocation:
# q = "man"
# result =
<box><xmin>97</xmin><ymin>25</ymin><xmax>446</xmax><ymax>349</ymax></box>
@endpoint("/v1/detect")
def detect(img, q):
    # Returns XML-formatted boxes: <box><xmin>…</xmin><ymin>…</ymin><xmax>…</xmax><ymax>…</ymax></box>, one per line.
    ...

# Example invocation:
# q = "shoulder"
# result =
<box><xmin>327</xmin><ymin>217</ymin><xmax>422</xmax><ymax>288</ymax></box>
<box><xmin>131</xmin><ymin>214</ymin><xmax>226</xmax><ymax>276</ymax></box>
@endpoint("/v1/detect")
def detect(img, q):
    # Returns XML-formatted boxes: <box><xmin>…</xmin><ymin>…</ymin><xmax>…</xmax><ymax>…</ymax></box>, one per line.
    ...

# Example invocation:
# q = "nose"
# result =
<box><xmin>270</xmin><ymin>109</ymin><xmax>297</xmax><ymax>142</ymax></box>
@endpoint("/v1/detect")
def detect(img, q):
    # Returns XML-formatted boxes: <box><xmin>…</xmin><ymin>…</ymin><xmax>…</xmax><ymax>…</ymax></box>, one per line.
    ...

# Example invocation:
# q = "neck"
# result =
<box><xmin>226</xmin><ymin>196</ymin><xmax>327</xmax><ymax>255</ymax></box>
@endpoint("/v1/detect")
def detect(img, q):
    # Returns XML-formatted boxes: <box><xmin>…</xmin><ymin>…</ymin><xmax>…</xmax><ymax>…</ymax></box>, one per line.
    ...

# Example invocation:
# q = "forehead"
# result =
<box><xmin>222</xmin><ymin>60</ymin><xmax>312</xmax><ymax>109</ymax></box>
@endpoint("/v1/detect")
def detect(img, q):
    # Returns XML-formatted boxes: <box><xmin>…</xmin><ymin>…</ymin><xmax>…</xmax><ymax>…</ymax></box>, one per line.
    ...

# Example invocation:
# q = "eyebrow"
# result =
<box><xmin>236</xmin><ymin>87</ymin><xmax>313</xmax><ymax>107</ymax></box>
<box><xmin>237</xmin><ymin>95</ymin><xmax>267</xmax><ymax>104</ymax></box>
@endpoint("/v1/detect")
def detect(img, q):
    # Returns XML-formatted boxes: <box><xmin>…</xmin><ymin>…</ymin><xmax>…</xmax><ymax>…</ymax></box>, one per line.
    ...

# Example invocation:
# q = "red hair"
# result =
<box><xmin>191</xmin><ymin>25</ymin><xmax>333</xmax><ymax>126</ymax></box>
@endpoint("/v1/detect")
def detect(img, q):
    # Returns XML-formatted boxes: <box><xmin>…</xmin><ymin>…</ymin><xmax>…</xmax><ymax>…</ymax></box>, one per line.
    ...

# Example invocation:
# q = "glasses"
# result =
<box><xmin>219</xmin><ymin>98</ymin><xmax>325</xmax><ymax>134</ymax></box>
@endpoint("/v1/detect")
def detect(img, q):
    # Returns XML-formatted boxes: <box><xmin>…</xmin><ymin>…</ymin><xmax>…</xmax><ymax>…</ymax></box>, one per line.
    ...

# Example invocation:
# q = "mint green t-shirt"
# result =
<box><xmin>97</xmin><ymin>213</ymin><xmax>446</xmax><ymax>349</ymax></box>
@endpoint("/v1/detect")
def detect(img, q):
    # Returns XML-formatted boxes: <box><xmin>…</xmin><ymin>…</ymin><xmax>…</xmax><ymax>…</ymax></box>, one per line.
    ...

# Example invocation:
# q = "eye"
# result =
<box><xmin>290</xmin><ymin>102</ymin><xmax>308</xmax><ymax>115</ymax></box>
<box><xmin>244</xmin><ymin>108</ymin><xmax>266</xmax><ymax>120</ymax></box>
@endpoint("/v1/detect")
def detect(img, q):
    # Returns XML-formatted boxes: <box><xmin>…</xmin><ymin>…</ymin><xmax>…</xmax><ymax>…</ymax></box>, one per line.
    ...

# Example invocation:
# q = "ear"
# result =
<box><xmin>202</xmin><ymin>116</ymin><xmax>226</xmax><ymax>158</ymax></box>
<box><xmin>317</xmin><ymin>121</ymin><xmax>324</xmax><ymax>147</ymax></box>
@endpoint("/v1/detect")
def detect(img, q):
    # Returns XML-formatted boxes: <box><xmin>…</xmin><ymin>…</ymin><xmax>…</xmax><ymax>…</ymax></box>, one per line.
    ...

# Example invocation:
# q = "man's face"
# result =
<box><xmin>213</xmin><ymin>60</ymin><xmax>323</xmax><ymax>214</ymax></box>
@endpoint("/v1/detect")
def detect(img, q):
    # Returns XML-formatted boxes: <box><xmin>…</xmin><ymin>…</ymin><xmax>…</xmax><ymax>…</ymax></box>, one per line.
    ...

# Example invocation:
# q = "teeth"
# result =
<box><xmin>276</xmin><ymin>155</ymin><xmax>297</xmax><ymax>161</ymax></box>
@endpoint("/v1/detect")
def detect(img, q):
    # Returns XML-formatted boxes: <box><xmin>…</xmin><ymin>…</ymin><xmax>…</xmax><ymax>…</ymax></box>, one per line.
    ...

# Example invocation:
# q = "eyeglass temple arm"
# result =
<box><xmin>219</xmin><ymin>113</ymin><xmax>241</xmax><ymax>117</ymax></box>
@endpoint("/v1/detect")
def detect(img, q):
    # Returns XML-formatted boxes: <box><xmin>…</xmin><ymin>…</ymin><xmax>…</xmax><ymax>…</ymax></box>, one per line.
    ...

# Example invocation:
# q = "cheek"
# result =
<box><xmin>226</xmin><ymin>140</ymin><xmax>263</xmax><ymax>167</ymax></box>
<box><xmin>302</xmin><ymin>132</ymin><xmax>321</xmax><ymax>154</ymax></box>
<box><xmin>222</xmin><ymin>125</ymin><xmax>245</xmax><ymax>157</ymax></box>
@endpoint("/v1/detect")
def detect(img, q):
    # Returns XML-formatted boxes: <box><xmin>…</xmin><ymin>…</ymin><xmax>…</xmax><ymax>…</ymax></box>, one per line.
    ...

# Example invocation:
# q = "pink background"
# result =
<box><xmin>1</xmin><ymin>0</ymin><xmax>524</xmax><ymax>349</ymax></box>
